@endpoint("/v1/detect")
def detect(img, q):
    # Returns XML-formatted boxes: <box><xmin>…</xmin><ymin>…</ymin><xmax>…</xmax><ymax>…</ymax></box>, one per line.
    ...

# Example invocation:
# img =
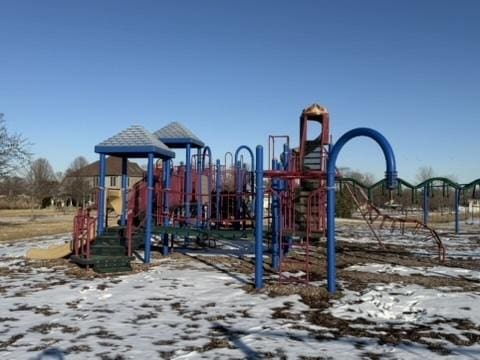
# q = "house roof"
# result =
<box><xmin>153</xmin><ymin>122</ymin><xmax>204</xmax><ymax>148</ymax></box>
<box><xmin>67</xmin><ymin>157</ymin><xmax>144</xmax><ymax>177</ymax></box>
<box><xmin>95</xmin><ymin>125</ymin><xmax>175</xmax><ymax>158</ymax></box>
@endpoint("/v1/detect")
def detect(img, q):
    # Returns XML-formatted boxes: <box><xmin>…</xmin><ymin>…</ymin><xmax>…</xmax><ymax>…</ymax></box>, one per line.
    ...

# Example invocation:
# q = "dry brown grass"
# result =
<box><xmin>0</xmin><ymin>209</ymin><xmax>77</xmax><ymax>242</ymax></box>
<box><xmin>0</xmin><ymin>208</ymin><xmax>76</xmax><ymax>218</ymax></box>
<box><xmin>0</xmin><ymin>221</ymin><xmax>74</xmax><ymax>242</ymax></box>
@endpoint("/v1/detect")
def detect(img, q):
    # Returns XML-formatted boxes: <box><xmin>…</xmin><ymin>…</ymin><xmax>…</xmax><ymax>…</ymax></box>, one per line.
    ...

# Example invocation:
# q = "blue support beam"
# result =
<box><xmin>255</xmin><ymin>145</ymin><xmax>264</xmax><ymax>289</ymax></box>
<box><xmin>163</xmin><ymin>159</ymin><xmax>171</xmax><ymax>256</ymax></box>
<box><xmin>235</xmin><ymin>160</ymin><xmax>242</xmax><ymax>229</ymax></box>
<box><xmin>197</xmin><ymin>148</ymin><xmax>202</xmax><ymax>227</ymax></box>
<box><xmin>144</xmin><ymin>153</ymin><xmax>155</xmax><ymax>263</ymax></box>
<box><xmin>203</xmin><ymin>147</ymin><xmax>212</xmax><ymax>227</ymax></box>
<box><xmin>185</xmin><ymin>144</ymin><xmax>192</xmax><ymax>220</ymax></box>
<box><xmin>423</xmin><ymin>185</ymin><xmax>429</xmax><ymax>226</ymax></box>
<box><xmin>281</xmin><ymin>143</ymin><xmax>290</xmax><ymax>169</ymax></box>
<box><xmin>215</xmin><ymin>159</ymin><xmax>221</xmax><ymax>228</ymax></box>
<box><xmin>97</xmin><ymin>154</ymin><xmax>106</xmax><ymax>236</ymax></box>
<box><xmin>327</xmin><ymin>128</ymin><xmax>397</xmax><ymax>294</ymax></box>
<box><xmin>120</xmin><ymin>157</ymin><xmax>128</xmax><ymax>227</ymax></box>
<box><xmin>271</xmin><ymin>159</ymin><xmax>281</xmax><ymax>271</ymax></box>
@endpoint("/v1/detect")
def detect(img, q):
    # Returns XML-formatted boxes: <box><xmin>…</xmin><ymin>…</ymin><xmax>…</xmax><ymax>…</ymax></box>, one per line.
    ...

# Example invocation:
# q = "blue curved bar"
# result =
<box><xmin>202</xmin><ymin>146</ymin><xmax>212</xmax><ymax>171</ymax></box>
<box><xmin>234</xmin><ymin>145</ymin><xmax>255</xmax><ymax>171</ymax></box>
<box><xmin>326</xmin><ymin>127</ymin><xmax>397</xmax><ymax>293</ymax></box>
<box><xmin>234</xmin><ymin>145</ymin><xmax>255</xmax><ymax>230</ymax></box>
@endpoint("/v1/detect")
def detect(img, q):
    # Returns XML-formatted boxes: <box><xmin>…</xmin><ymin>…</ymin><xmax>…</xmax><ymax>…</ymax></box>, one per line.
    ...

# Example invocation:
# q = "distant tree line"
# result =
<box><xmin>0</xmin><ymin>113</ymin><xmax>93</xmax><ymax>209</ymax></box>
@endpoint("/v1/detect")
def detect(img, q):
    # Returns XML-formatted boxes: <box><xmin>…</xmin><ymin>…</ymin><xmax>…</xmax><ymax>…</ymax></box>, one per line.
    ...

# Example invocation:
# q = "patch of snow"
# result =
<box><xmin>347</xmin><ymin>263</ymin><xmax>480</xmax><ymax>282</ymax></box>
<box><xmin>330</xmin><ymin>283</ymin><xmax>480</xmax><ymax>325</ymax></box>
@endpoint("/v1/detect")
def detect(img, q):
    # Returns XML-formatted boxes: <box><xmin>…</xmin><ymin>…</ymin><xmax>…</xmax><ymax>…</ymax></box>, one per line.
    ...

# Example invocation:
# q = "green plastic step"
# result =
<box><xmin>90</xmin><ymin>245</ymin><xmax>126</xmax><ymax>256</ymax></box>
<box><xmin>93</xmin><ymin>256</ymin><xmax>133</xmax><ymax>273</ymax></box>
<box><xmin>70</xmin><ymin>255</ymin><xmax>134</xmax><ymax>273</ymax></box>
<box><xmin>94</xmin><ymin>235</ymin><xmax>123</xmax><ymax>246</ymax></box>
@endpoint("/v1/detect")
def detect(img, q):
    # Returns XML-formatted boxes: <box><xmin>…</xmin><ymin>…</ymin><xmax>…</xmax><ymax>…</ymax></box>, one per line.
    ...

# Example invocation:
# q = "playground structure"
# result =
<box><xmin>26</xmin><ymin>105</ymin><xmax>480</xmax><ymax>294</ymax></box>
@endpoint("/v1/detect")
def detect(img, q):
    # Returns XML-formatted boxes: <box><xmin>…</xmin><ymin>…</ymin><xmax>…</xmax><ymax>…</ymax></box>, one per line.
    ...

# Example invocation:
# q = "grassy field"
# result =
<box><xmin>0</xmin><ymin>208</ymin><xmax>77</xmax><ymax>242</ymax></box>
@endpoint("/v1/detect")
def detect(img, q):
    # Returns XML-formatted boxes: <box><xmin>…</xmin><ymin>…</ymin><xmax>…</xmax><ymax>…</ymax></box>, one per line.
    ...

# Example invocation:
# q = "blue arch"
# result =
<box><xmin>201</xmin><ymin>146</ymin><xmax>212</xmax><ymax>170</ymax></box>
<box><xmin>234</xmin><ymin>146</ymin><xmax>255</xmax><ymax>226</ymax></box>
<box><xmin>224</xmin><ymin>152</ymin><xmax>233</xmax><ymax>168</ymax></box>
<box><xmin>234</xmin><ymin>145</ymin><xmax>255</xmax><ymax>170</ymax></box>
<box><xmin>326</xmin><ymin>128</ymin><xmax>397</xmax><ymax>293</ymax></box>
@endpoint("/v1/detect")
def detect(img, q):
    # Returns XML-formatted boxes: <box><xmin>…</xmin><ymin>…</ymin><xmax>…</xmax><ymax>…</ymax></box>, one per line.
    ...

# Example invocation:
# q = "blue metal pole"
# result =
<box><xmin>163</xmin><ymin>159</ymin><xmax>171</xmax><ymax>256</ymax></box>
<box><xmin>255</xmin><ymin>145</ymin><xmax>264</xmax><ymax>289</ymax></box>
<box><xmin>326</xmin><ymin>170</ymin><xmax>336</xmax><ymax>293</ymax></box>
<box><xmin>97</xmin><ymin>153</ymin><xmax>106</xmax><ymax>236</ymax></box>
<box><xmin>196</xmin><ymin>148</ymin><xmax>202</xmax><ymax>227</ymax></box>
<box><xmin>271</xmin><ymin>159</ymin><xmax>280</xmax><ymax>271</ymax></box>
<box><xmin>203</xmin><ymin>147</ymin><xmax>213</xmax><ymax>227</ymax></box>
<box><xmin>454</xmin><ymin>188</ymin><xmax>460</xmax><ymax>234</ymax></box>
<box><xmin>120</xmin><ymin>157</ymin><xmax>128</xmax><ymax>227</ymax></box>
<box><xmin>326</xmin><ymin>127</ymin><xmax>397</xmax><ymax>294</ymax></box>
<box><xmin>185</xmin><ymin>143</ymin><xmax>192</xmax><ymax>220</ymax></box>
<box><xmin>144</xmin><ymin>153</ymin><xmax>154</xmax><ymax>264</ymax></box>
<box><xmin>423</xmin><ymin>185</ymin><xmax>429</xmax><ymax>225</ymax></box>
<box><xmin>215</xmin><ymin>159</ymin><xmax>221</xmax><ymax>228</ymax></box>
<box><xmin>282</xmin><ymin>143</ymin><xmax>290</xmax><ymax>170</ymax></box>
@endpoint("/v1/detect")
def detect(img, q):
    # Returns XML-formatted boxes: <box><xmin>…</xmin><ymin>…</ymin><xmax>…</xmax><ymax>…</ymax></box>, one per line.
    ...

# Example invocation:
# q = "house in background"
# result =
<box><xmin>70</xmin><ymin>156</ymin><xmax>144</xmax><ymax>190</ymax></box>
<box><xmin>65</xmin><ymin>156</ymin><xmax>145</xmax><ymax>209</ymax></box>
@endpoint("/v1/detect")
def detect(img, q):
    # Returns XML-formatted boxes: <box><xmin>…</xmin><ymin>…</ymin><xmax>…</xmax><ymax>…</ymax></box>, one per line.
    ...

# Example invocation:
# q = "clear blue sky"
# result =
<box><xmin>1</xmin><ymin>0</ymin><xmax>479</xmax><ymax>183</ymax></box>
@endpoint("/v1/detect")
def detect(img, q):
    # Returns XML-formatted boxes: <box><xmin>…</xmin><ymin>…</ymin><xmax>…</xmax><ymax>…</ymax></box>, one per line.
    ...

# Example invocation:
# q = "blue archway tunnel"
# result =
<box><xmin>326</xmin><ymin>128</ymin><xmax>398</xmax><ymax>293</ymax></box>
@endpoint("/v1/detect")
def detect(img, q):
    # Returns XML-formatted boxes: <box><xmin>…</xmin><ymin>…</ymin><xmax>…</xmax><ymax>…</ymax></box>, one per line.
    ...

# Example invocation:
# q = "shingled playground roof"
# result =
<box><xmin>95</xmin><ymin>125</ymin><xmax>175</xmax><ymax>158</ymax></box>
<box><xmin>153</xmin><ymin>122</ymin><xmax>204</xmax><ymax>148</ymax></box>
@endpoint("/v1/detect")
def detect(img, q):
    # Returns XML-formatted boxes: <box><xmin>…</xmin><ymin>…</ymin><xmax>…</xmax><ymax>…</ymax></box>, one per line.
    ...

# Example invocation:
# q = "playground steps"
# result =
<box><xmin>303</xmin><ymin>146</ymin><xmax>322</xmax><ymax>170</ymax></box>
<box><xmin>70</xmin><ymin>255</ymin><xmax>134</xmax><ymax>273</ymax></box>
<box><xmin>70</xmin><ymin>227</ymin><xmax>135</xmax><ymax>273</ymax></box>
<box><xmin>344</xmin><ymin>183</ymin><xmax>446</xmax><ymax>261</ymax></box>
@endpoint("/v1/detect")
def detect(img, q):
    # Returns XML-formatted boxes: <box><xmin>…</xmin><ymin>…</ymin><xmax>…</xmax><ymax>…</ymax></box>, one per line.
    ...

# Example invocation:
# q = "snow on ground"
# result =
<box><xmin>346</xmin><ymin>263</ymin><xmax>480</xmax><ymax>282</ymax></box>
<box><xmin>0</xmin><ymin>226</ymin><xmax>480</xmax><ymax>359</ymax></box>
<box><xmin>329</xmin><ymin>283</ymin><xmax>480</xmax><ymax>358</ymax></box>
<box><xmin>0</xmin><ymin>234</ymin><xmax>71</xmax><ymax>258</ymax></box>
<box><xmin>337</xmin><ymin>221</ymin><xmax>480</xmax><ymax>259</ymax></box>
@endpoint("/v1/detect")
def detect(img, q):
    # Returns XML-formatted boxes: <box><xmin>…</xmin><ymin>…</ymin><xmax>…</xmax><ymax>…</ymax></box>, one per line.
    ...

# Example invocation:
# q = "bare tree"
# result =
<box><xmin>0</xmin><ymin>114</ymin><xmax>31</xmax><ymax>177</ymax></box>
<box><xmin>63</xmin><ymin>156</ymin><xmax>92</xmax><ymax>207</ymax></box>
<box><xmin>0</xmin><ymin>176</ymin><xmax>28</xmax><ymax>197</ymax></box>
<box><xmin>26</xmin><ymin>158</ymin><xmax>58</xmax><ymax>207</ymax></box>
<box><xmin>339</xmin><ymin>167</ymin><xmax>375</xmax><ymax>186</ymax></box>
<box><xmin>416</xmin><ymin>166</ymin><xmax>435</xmax><ymax>183</ymax></box>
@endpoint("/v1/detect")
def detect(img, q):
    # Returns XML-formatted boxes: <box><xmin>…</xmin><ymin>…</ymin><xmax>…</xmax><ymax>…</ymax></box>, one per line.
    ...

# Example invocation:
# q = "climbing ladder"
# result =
<box><xmin>344</xmin><ymin>182</ymin><xmax>446</xmax><ymax>261</ymax></box>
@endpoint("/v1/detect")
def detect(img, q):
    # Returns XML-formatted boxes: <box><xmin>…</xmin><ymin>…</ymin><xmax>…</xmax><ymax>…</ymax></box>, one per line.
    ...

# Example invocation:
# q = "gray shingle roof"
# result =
<box><xmin>153</xmin><ymin>122</ymin><xmax>204</xmax><ymax>148</ymax></box>
<box><xmin>95</xmin><ymin>125</ymin><xmax>175</xmax><ymax>158</ymax></box>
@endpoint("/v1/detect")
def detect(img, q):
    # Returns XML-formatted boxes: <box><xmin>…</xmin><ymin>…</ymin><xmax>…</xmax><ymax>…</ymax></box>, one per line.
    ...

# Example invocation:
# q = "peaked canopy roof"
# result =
<box><xmin>95</xmin><ymin>125</ymin><xmax>175</xmax><ymax>159</ymax></box>
<box><xmin>153</xmin><ymin>122</ymin><xmax>204</xmax><ymax>148</ymax></box>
